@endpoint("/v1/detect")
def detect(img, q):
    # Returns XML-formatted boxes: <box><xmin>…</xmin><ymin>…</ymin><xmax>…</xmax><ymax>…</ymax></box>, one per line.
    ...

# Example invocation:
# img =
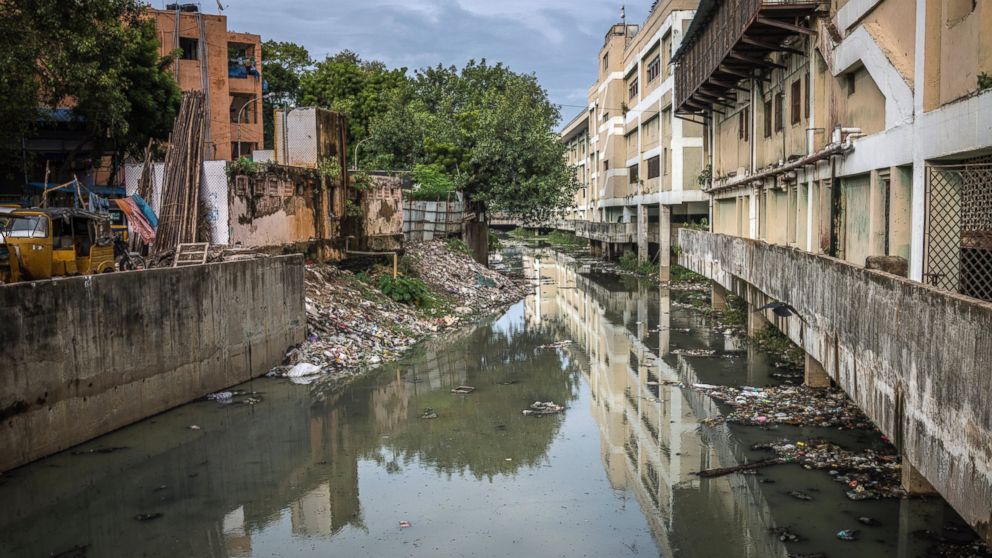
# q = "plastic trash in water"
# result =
<box><xmin>837</xmin><ymin>529</ymin><xmax>858</xmax><ymax>541</ymax></box>
<box><xmin>286</xmin><ymin>363</ymin><xmax>322</xmax><ymax>378</ymax></box>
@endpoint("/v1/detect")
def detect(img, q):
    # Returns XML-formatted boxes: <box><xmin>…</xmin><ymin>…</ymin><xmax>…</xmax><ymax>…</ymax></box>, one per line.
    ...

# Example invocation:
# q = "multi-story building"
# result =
<box><xmin>149</xmin><ymin>4</ymin><xmax>264</xmax><ymax>161</ymax></box>
<box><xmin>670</xmin><ymin>0</ymin><xmax>992</xmax><ymax>544</ymax></box>
<box><xmin>561</xmin><ymin>0</ymin><xmax>709</xmax><ymax>279</ymax></box>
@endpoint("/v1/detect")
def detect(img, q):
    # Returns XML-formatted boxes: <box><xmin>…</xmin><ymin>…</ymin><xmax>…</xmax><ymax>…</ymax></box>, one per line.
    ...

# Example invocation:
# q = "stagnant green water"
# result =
<box><xmin>0</xmin><ymin>247</ymin><xmax>975</xmax><ymax>557</ymax></box>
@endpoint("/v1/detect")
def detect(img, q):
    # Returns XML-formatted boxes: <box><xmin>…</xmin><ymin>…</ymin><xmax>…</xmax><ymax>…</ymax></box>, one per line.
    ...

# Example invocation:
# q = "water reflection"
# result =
<box><xmin>0</xmin><ymin>248</ymin><xmax>962</xmax><ymax>558</ymax></box>
<box><xmin>523</xmin><ymin>249</ymin><xmax>787</xmax><ymax>557</ymax></box>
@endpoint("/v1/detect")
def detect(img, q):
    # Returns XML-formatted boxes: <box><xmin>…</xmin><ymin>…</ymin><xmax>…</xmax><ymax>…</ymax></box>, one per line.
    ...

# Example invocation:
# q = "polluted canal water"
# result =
<box><xmin>0</xmin><ymin>246</ymin><xmax>983</xmax><ymax>558</ymax></box>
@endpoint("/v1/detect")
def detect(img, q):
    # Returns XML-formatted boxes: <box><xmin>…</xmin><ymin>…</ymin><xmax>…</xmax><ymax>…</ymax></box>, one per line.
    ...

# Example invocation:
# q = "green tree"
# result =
<box><xmin>0</xmin><ymin>0</ymin><xmax>181</xmax><ymax>186</ymax></box>
<box><xmin>368</xmin><ymin>60</ymin><xmax>579</xmax><ymax>262</ymax></box>
<box><xmin>261</xmin><ymin>40</ymin><xmax>313</xmax><ymax>149</ymax></box>
<box><xmin>299</xmin><ymin>51</ymin><xmax>408</xmax><ymax>154</ymax></box>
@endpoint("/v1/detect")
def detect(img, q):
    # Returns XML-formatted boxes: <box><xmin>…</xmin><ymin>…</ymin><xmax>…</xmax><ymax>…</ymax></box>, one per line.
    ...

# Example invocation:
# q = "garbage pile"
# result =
<box><xmin>405</xmin><ymin>241</ymin><xmax>527</xmax><ymax>311</ymax></box>
<box><xmin>672</xmin><ymin>383</ymin><xmax>873</xmax><ymax>429</ymax></box>
<box><xmin>752</xmin><ymin>439</ymin><xmax>904</xmax><ymax>500</ymax></box>
<box><xmin>271</xmin><ymin>265</ymin><xmax>433</xmax><ymax>382</ymax></box>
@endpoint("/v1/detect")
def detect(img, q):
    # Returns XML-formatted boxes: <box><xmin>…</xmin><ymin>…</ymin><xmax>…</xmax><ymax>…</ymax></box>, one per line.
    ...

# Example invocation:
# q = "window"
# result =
<box><xmin>628</xmin><ymin>78</ymin><xmax>639</xmax><ymax>101</ymax></box>
<box><xmin>179</xmin><ymin>37</ymin><xmax>199</xmax><ymax>60</ymax></box>
<box><xmin>791</xmin><ymin>80</ymin><xmax>802</xmax><ymax>125</ymax></box>
<box><xmin>602</xmin><ymin>111</ymin><xmax>610</xmax><ymax>122</ymax></box>
<box><xmin>603</xmin><ymin>54</ymin><xmax>609</xmax><ymax>70</ymax></box>
<box><xmin>804</xmin><ymin>74</ymin><xmax>811</xmax><ymax>119</ymax></box>
<box><xmin>774</xmin><ymin>93</ymin><xmax>784</xmax><ymax>132</ymax></box>
<box><xmin>646</xmin><ymin>56</ymin><xmax>661</xmax><ymax>82</ymax></box>
<box><xmin>738</xmin><ymin>108</ymin><xmax>749</xmax><ymax>141</ymax></box>
<box><xmin>647</xmin><ymin>156</ymin><xmax>660</xmax><ymax>179</ymax></box>
<box><xmin>847</xmin><ymin>73</ymin><xmax>856</xmax><ymax>96</ymax></box>
<box><xmin>603</xmin><ymin>159</ymin><xmax>610</xmax><ymax>171</ymax></box>
<box><xmin>629</xmin><ymin>164</ymin><xmax>639</xmax><ymax>184</ymax></box>
<box><xmin>763</xmin><ymin>99</ymin><xmax>772</xmax><ymax>138</ymax></box>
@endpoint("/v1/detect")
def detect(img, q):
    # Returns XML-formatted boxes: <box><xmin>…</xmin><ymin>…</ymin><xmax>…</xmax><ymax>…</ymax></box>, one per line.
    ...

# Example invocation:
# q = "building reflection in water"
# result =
<box><xmin>523</xmin><ymin>248</ymin><xmax>786</xmax><ymax>557</ymax></box>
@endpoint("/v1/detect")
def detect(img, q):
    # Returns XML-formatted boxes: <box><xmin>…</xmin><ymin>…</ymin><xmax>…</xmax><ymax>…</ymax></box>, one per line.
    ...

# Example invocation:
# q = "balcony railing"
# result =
<box><xmin>673</xmin><ymin>0</ymin><xmax>820</xmax><ymax>114</ymax></box>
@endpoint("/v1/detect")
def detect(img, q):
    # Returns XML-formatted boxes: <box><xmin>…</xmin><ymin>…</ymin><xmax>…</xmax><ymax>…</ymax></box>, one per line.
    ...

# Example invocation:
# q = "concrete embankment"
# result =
<box><xmin>677</xmin><ymin>229</ymin><xmax>992</xmax><ymax>544</ymax></box>
<box><xmin>0</xmin><ymin>256</ymin><xmax>306</xmax><ymax>473</ymax></box>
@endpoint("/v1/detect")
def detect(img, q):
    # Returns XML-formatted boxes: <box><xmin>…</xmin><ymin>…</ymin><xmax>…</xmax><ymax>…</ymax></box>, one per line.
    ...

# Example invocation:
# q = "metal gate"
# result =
<box><xmin>924</xmin><ymin>160</ymin><xmax>992</xmax><ymax>302</ymax></box>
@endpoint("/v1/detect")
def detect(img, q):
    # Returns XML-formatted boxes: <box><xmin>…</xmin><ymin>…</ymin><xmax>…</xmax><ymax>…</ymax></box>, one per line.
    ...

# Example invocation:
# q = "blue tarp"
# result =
<box><xmin>131</xmin><ymin>194</ymin><xmax>158</xmax><ymax>229</ymax></box>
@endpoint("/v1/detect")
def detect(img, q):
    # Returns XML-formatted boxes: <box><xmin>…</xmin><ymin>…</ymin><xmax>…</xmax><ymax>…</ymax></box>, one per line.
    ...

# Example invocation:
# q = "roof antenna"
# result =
<box><xmin>216</xmin><ymin>0</ymin><xmax>226</xmax><ymax>12</ymax></box>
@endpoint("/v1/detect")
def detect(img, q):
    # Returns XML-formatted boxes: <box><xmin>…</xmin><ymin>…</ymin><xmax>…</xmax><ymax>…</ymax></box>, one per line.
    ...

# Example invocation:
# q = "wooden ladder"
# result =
<box><xmin>173</xmin><ymin>243</ymin><xmax>210</xmax><ymax>267</ymax></box>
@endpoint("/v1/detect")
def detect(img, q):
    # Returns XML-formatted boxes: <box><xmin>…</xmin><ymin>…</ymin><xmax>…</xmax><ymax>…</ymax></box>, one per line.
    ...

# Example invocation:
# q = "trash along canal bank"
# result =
<box><xmin>270</xmin><ymin>239</ymin><xmax>527</xmax><ymax>387</ymax></box>
<box><xmin>0</xmin><ymin>245</ymin><xmax>989</xmax><ymax>558</ymax></box>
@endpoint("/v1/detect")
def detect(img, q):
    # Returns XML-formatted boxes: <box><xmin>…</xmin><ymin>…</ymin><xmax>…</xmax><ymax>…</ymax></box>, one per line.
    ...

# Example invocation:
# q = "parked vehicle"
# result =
<box><xmin>0</xmin><ymin>208</ymin><xmax>116</xmax><ymax>283</ymax></box>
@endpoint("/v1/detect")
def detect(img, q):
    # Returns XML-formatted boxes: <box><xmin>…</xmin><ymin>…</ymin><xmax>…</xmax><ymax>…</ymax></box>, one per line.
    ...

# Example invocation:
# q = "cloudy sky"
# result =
<box><xmin>207</xmin><ymin>0</ymin><xmax>650</xmax><ymax>125</ymax></box>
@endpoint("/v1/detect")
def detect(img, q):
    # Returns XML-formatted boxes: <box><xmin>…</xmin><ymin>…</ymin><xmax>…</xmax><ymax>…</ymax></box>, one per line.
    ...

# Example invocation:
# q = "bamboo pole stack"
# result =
<box><xmin>153</xmin><ymin>91</ymin><xmax>206</xmax><ymax>255</ymax></box>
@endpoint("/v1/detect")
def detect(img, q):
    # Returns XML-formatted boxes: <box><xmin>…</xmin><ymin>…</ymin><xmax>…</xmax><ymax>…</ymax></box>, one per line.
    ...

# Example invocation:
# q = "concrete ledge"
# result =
<box><xmin>0</xmin><ymin>256</ymin><xmax>306</xmax><ymax>472</ymax></box>
<box><xmin>678</xmin><ymin>230</ymin><xmax>992</xmax><ymax>543</ymax></box>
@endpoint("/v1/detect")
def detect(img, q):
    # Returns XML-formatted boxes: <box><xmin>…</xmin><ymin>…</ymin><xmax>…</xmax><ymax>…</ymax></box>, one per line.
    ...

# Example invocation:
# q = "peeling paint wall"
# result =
<box><xmin>228</xmin><ymin>166</ymin><xmax>332</xmax><ymax>248</ymax></box>
<box><xmin>678</xmin><ymin>229</ymin><xmax>992</xmax><ymax>544</ymax></box>
<box><xmin>0</xmin><ymin>256</ymin><xmax>306</xmax><ymax>473</ymax></box>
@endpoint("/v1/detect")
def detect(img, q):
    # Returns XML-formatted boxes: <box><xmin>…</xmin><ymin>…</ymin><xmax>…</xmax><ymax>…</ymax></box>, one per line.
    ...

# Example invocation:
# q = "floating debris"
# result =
<box><xmin>538</xmin><ymin>341</ymin><xmax>573</xmax><ymax>350</ymax></box>
<box><xmin>522</xmin><ymin>401</ymin><xmax>564</xmax><ymax>417</ymax></box>
<box><xmin>399</xmin><ymin>520</ymin><xmax>412</xmax><ymax>529</ymax></box>
<box><xmin>788</xmin><ymin>490</ymin><xmax>815</xmax><ymax>501</ymax></box>
<box><xmin>661</xmin><ymin>383</ymin><xmax>873</xmax><ymax>429</ymax></box>
<box><xmin>752</xmin><ymin>439</ymin><xmax>903</xmax><ymax>499</ymax></box>
<box><xmin>858</xmin><ymin>516</ymin><xmax>879</xmax><ymax>526</ymax></box>
<box><xmin>837</xmin><ymin>529</ymin><xmax>858</xmax><ymax>541</ymax></box>
<box><xmin>71</xmin><ymin>447</ymin><xmax>128</xmax><ymax>456</ymax></box>
<box><xmin>771</xmin><ymin>527</ymin><xmax>802</xmax><ymax>542</ymax></box>
<box><xmin>420</xmin><ymin>408</ymin><xmax>438</xmax><ymax>420</ymax></box>
<box><xmin>134</xmin><ymin>513</ymin><xmax>163</xmax><ymax>522</ymax></box>
<box><xmin>451</xmin><ymin>386</ymin><xmax>476</xmax><ymax>395</ymax></box>
<box><xmin>206</xmin><ymin>391</ymin><xmax>234</xmax><ymax>403</ymax></box>
<box><xmin>671</xmin><ymin>348</ymin><xmax>717</xmax><ymax>357</ymax></box>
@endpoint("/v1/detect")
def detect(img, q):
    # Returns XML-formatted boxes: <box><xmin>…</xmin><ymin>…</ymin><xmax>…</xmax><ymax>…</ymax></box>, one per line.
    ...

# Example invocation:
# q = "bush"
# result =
<box><xmin>409</xmin><ymin>163</ymin><xmax>457</xmax><ymax>201</ymax></box>
<box><xmin>377</xmin><ymin>275</ymin><xmax>431</xmax><ymax>307</ymax></box>
<box><xmin>446</xmin><ymin>238</ymin><xmax>472</xmax><ymax>256</ymax></box>
<box><xmin>618</xmin><ymin>250</ymin><xmax>657</xmax><ymax>275</ymax></box>
<box><xmin>547</xmin><ymin>231</ymin><xmax>587</xmax><ymax>248</ymax></box>
<box><xmin>488</xmin><ymin>231</ymin><xmax>502</xmax><ymax>251</ymax></box>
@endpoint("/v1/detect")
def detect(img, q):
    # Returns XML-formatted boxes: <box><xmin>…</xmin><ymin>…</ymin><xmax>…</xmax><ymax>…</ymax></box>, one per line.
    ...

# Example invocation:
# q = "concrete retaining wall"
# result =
<box><xmin>677</xmin><ymin>229</ymin><xmax>992</xmax><ymax>543</ymax></box>
<box><xmin>0</xmin><ymin>256</ymin><xmax>306</xmax><ymax>472</ymax></box>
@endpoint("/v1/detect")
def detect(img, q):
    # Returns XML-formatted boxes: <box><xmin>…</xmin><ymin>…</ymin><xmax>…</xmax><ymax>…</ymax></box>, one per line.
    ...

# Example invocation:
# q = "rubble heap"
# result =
<box><xmin>405</xmin><ymin>241</ymin><xmax>526</xmax><ymax>311</ymax></box>
<box><xmin>753</xmin><ymin>439</ymin><xmax>904</xmax><ymax>500</ymax></box>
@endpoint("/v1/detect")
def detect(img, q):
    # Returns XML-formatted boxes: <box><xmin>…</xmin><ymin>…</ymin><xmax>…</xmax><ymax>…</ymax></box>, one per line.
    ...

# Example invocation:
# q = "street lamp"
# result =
<box><xmin>236</xmin><ymin>92</ymin><xmax>273</xmax><ymax>160</ymax></box>
<box><xmin>352</xmin><ymin>137</ymin><xmax>371</xmax><ymax>171</ymax></box>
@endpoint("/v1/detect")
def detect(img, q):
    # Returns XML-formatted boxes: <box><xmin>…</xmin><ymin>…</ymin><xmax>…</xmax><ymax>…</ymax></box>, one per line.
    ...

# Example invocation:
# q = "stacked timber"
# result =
<box><xmin>154</xmin><ymin>91</ymin><xmax>206</xmax><ymax>255</ymax></box>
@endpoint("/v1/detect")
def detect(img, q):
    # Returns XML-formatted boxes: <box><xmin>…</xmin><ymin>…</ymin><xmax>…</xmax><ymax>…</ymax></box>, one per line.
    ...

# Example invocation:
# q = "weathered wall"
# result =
<box><xmin>678</xmin><ymin>229</ymin><xmax>992</xmax><ymax>543</ymax></box>
<box><xmin>228</xmin><ymin>165</ymin><xmax>333</xmax><ymax>248</ymax></box>
<box><xmin>0</xmin><ymin>256</ymin><xmax>306</xmax><ymax>472</ymax></box>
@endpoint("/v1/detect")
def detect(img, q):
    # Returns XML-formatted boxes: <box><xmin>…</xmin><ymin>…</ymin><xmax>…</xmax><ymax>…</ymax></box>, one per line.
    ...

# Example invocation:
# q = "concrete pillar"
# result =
<box><xmin>901</xmin><ymin>459</ymin><xmax>937</xmax><ymax>495</ymax></box>
<box><xmin>804</xmin><ymin>353</ymin><xmax>831</xmax><ymax>388</ymax></box>
<box><xmin>659</xmin><ymin>286</ymin><xmax>671</xmax><ymax>356</ymax></box>
<box><xmin>637</xmin><ymin>204</ymin><xmax>649</xmax><ymax>262</ymax></box>
<box><xmin>659</xmin><ymin>204</ymin><xmax>672</xmax><ymax>282</ymax></box>
<box><xmin>712</xmin><ymin>282</ymin><xmax>729</xmax><ymax>311</ymax></box>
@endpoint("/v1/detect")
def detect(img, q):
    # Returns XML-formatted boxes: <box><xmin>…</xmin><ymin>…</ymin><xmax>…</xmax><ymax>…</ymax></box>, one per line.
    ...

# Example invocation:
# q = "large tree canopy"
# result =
<box><xmin>0</xmin><ymin>0</ymin><xmax>181</xmax><ymax>184</ymax></box>
<box><xmin>299</xmin><ymin>51</ymin><xmax>408</xmax><ymax>147</ymax></box>
<box><xmin>261</xmin><ymin>40</ymin><xmax>314</xmax><ymax>149</ymax></box>
<box><xmin>368</xmin><ymin>60</ymin><xmax>579</xmax><ymax>224</ymax></box>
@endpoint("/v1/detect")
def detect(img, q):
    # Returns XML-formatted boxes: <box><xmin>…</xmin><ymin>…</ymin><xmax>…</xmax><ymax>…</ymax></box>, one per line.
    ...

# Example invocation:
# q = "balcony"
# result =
<box><xmin>673</xmin><ymin>0</ymin><xmax>821</xmax><ymax>115</ymax></box>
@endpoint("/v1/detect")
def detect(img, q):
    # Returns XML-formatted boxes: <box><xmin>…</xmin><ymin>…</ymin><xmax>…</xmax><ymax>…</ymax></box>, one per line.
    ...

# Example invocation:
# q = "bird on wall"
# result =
<box><xmin>755</xmin><ymin>301</ymin><xmax>805</xmax><ymax>322</ymax></box>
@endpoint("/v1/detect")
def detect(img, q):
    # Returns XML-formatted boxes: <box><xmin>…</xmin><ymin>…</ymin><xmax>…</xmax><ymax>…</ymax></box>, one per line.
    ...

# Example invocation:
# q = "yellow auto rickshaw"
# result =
<box><xmin>0</xmin><ymin>208</ymin><xmax>116</xmax><ymax>283</ymax></box>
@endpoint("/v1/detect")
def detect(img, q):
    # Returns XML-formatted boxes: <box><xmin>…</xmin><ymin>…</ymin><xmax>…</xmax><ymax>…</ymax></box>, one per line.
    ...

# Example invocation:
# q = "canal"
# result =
<box><xmin>0</xmin><ymin>246</ymin><xmax>974</xmax><ymax>557</ymax></box>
